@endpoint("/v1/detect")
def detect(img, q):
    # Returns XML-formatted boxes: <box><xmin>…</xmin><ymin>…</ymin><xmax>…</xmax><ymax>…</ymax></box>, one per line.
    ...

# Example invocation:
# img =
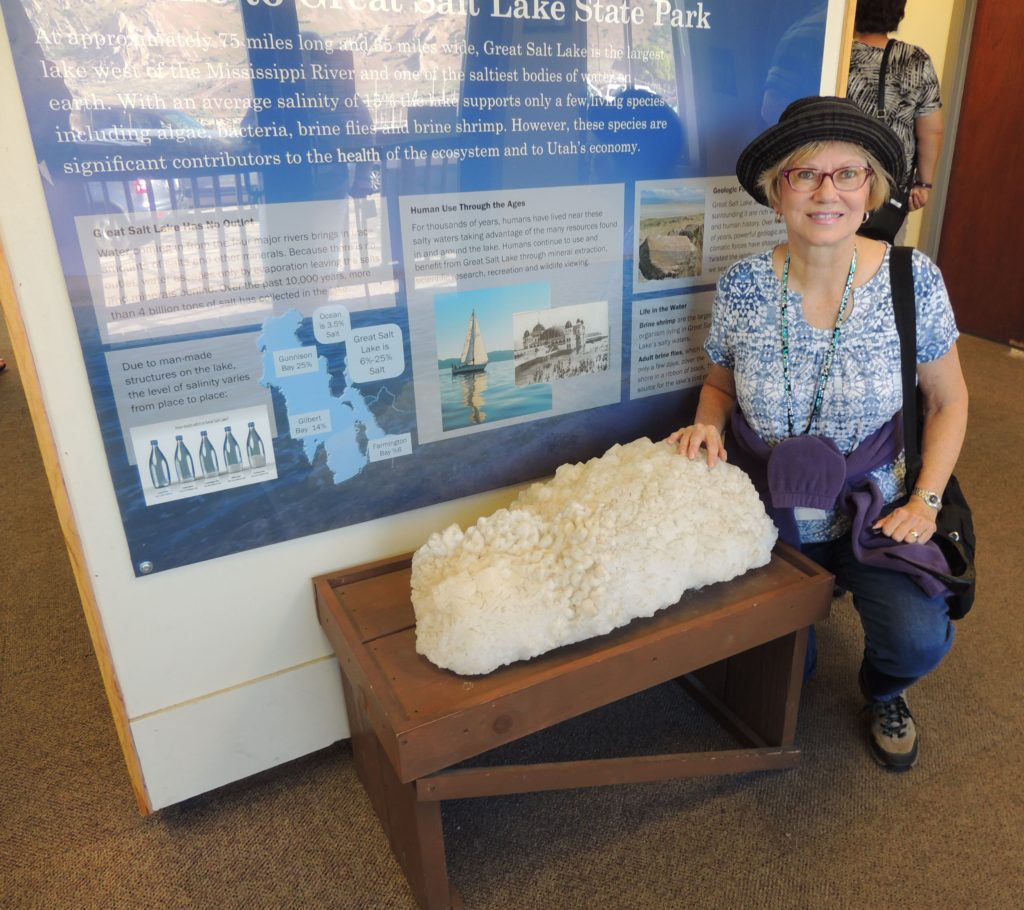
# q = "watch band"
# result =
<box><xmin>913</xmin><ymin>181</ymin><xmax>934</xmax><ymax>189</ymax></box>
<box><xmin>912</xmin><ymin>486</ymin><xmax>942</xmax><ymax>509</ymax></box>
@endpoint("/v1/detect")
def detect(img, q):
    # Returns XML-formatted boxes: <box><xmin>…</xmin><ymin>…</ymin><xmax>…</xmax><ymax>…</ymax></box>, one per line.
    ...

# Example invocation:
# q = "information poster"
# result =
<box><xmin>1</xmin><ymin>0</ymin><xmax>825</xmax><ymax>574</ymax></box>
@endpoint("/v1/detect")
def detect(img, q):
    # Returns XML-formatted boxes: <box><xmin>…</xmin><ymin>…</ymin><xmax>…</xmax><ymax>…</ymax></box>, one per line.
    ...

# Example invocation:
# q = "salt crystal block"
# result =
<box><xmin>411</xmin><ymin>437</ymin><xmax>778</xmax><ymax>675</ymax></box>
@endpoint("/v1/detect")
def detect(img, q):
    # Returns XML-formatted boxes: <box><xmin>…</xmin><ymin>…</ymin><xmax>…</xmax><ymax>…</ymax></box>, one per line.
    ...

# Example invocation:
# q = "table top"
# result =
<box><xmin>315</xmin><ymin>544</ymin><xmax>833</xmax><ymax>781</ymax></box>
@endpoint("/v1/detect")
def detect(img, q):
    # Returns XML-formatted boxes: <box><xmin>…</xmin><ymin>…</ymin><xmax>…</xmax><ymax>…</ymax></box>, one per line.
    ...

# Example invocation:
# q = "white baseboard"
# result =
<box><xmin>130</xmin><ymin>656</ymin><xmax>348</xmax><ymax>810</ymax></box>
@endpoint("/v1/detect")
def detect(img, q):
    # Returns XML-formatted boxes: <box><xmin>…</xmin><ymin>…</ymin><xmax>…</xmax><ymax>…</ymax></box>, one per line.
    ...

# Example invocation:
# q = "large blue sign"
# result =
<box><xmin>1</xmin><ymin>0</ymin><xmax>825</xmax><ymax>573</ymax></box>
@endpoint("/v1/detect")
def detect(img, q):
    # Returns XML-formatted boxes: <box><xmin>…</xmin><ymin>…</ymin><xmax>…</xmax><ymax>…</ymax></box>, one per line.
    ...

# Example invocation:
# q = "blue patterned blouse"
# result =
<box><xmin>705</xmin><ymin>246</ymin><xmax>959</xmax><ymax>542</ymax></box>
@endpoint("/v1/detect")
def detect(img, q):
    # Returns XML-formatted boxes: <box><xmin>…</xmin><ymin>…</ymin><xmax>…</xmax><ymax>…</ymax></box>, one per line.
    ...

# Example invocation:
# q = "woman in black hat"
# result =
<box><xmin>669</xmin><ymin>96</ymin><xmax>968</xmax><ymax>771</ymax></box>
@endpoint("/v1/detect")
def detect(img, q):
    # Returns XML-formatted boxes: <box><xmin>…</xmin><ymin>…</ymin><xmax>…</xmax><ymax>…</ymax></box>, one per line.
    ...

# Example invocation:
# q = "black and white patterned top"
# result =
<box><xmin>847</xmin><ymin>40</ymin><xmax>942</xmax><ymax>185</ymax></box>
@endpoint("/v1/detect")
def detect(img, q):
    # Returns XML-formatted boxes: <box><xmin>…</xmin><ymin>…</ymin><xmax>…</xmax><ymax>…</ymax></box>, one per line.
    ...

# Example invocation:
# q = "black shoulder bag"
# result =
<box><xmin>890</xmin><ymin>246</ymin><xmax>976</xmax><ymax>618</ymax></box>
<box><xmin>859</xmin><ymin>40</ymin><xmax>910</xmax><ymax>244</ymax></box>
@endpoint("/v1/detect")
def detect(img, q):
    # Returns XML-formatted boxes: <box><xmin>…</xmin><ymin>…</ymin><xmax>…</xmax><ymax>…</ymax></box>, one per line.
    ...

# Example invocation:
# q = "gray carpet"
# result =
<box><xmin>2</xmin><ymin>315</ymin><xmax>1022</xmax><ymax>909</ymax></box>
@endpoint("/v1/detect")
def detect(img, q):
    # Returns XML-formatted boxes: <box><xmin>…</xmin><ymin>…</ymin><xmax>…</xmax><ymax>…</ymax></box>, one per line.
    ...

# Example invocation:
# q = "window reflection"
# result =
<box><xmin>6</xmin><ymin>0</ymin><xmax>826</xmax><ymax>338</ymax></box>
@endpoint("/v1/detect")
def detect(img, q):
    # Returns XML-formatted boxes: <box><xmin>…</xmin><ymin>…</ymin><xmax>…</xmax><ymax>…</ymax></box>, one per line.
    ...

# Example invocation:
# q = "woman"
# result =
<box><xmin>670</xmin><ymin>97</ymin><xmax>968</xmax><ymax>771</ymax></box>
<box><xmin>848</xmin><ymin>0</ymin><xmax>944</xmax><ymax>218</ymax></box>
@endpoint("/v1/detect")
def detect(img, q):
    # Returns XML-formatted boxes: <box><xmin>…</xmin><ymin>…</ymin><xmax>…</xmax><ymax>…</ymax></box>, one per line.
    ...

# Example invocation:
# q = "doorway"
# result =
<box><xmin>937</xmin><ymin>1</ymin><xmax>1024</xmax><ymax>345</ymax></box>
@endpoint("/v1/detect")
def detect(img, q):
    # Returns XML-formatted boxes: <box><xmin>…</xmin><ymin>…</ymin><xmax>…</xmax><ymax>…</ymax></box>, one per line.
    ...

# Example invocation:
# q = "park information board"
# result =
<box><xmin>2</xmin><ymin>0</ymin><xmax>826</xmax><ymax>575</ymax></box>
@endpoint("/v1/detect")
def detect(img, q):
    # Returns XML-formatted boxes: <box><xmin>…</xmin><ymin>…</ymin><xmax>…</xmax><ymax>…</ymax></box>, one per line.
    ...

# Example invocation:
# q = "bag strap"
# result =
<box><xmin>876</xmin><ymin>39</ymin><xmax>896</xmax><ymax>118</ymax></box>
<box><xmin>890</xmin><ymin>245</ymin><xmax>921</xmax><ymax>483</ymax></box>
<box><xmin>876</xmin><ymin>41</ymin><xmax>909</xmax><ymax>198</ymax></box>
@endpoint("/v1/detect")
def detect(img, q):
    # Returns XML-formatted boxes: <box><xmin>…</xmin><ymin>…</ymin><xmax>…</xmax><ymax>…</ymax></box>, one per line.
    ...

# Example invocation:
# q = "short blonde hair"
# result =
<box><xmin>757</xmin><ymin>141</ymin><xmax>893</xmax><ymax>213</ymax></box>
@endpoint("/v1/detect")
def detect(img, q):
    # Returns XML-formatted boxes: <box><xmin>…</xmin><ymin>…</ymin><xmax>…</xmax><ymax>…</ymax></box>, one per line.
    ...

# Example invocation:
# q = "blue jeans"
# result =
<box><xmin>802</xmin><ymin>536</ymin><xmax>956</xmax><ymax>702</ymax></box>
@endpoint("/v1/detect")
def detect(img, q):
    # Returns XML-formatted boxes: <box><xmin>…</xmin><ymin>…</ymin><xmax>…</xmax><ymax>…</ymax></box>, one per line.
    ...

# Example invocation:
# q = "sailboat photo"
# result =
<box><xmin>451</xmin><ymin>309</ymin><xmax>488</xmax><ymax>375</ymax></box>
<box><xmin>436</xmin><ymin>286</ymin><xmax>553</xmax><ymax>432</ymax></box>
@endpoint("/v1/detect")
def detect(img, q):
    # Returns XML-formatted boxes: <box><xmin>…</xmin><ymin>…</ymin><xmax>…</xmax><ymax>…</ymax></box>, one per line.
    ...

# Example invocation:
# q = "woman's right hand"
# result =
<box><xmin>667</xmin><ymin>424</ymin><xmax>728</xmax><ymax>468</ymax></box>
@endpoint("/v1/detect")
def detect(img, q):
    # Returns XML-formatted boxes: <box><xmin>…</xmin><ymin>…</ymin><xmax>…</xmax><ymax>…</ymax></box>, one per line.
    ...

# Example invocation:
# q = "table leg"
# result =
<box><xmin>341</xmin><ymin>673</ymin><xmax>462</xmax><ymax>910</ymax></box>
<box><xmin>690</xmin><ymin>627</ymin><xmax>809</xmax><ymax>748</ymax></box>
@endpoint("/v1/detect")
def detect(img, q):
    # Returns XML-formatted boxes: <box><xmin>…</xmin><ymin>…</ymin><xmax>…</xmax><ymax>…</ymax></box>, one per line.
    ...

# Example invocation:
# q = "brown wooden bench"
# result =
<box><xmin>315</xmin><ymin>543</ymin><xmax>832</xmax><ymax>910</ymax></box>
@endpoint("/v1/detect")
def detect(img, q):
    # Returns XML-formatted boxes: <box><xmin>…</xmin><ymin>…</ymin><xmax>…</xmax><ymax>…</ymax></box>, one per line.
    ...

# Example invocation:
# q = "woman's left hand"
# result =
<box><xmin>872</xmin><ymin>496</ymin><xmax>938</xmax><ymax>544</ymax></box>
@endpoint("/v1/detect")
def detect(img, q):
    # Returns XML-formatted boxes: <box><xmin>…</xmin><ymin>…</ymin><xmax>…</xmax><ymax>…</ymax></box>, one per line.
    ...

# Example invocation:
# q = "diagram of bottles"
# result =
<box><xmin>132</xmin><ymin>408</ymin><xmax>277</xmax><ymax>506</ymax></box>
<box><xmin>148</xmin><ymin>440</ymin><xmax>172</xmax><ymax>489</ymax></box>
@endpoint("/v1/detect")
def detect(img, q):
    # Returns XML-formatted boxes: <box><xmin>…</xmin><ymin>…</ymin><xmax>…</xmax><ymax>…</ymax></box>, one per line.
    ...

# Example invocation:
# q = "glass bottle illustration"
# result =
<box><xmin>148</xmin><ymin>440</ymin><xmax>171</xmax><ymax>489</ymax></box>
<box><xmin>245</xmin><ymin>421</ymin><xmax>266</xmax><ymax>468</ymax></box>
<box><xmin>198</xmin><ymin>430</ymin><xmax>219</xmax><ymax>478</ymax></box>
<box><xmin>173</xmin><ymin>435</ymin><xmax>195</xmax><ymax>483</ymax></box>
<box><xmin>223</xmin><ymin>426</ymin><xmax>244</xmax><ymax>473</ymax></box>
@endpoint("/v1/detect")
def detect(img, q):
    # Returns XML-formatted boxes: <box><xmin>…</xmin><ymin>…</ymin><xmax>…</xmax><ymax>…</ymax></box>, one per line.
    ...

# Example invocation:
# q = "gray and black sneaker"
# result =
<box><xmin>859</xmin><ymin>666</ymin><xmax>919</xmax><ymax>771</ymax></box>
<box><xmin>865</xmin><ymin>693</ymin><xmax>919</xmax><ymax>771</ymax></box>
<box><xmin>856</xmin><ymin>671</ymin><xmax>913</xmax><ymax>769</ymax></box>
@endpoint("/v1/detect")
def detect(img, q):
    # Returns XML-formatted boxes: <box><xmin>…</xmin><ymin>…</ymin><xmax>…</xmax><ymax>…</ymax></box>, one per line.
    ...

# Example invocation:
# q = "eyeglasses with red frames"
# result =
<box><xmin>781</xmin><ymin>166</ymin><xmax>875</xmax><ymax>192</ymax></box>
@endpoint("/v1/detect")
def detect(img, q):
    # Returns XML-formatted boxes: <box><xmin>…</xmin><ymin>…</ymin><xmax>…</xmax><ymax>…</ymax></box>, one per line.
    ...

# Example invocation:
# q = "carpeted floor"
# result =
<box><xmin>2</xmin><ymin>315</ymin><xmax>1022</xmax><ymax>910</ymax></box>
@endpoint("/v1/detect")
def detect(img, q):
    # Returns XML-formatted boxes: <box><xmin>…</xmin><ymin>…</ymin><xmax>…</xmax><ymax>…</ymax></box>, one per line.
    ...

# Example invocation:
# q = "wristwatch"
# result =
<box><xmin>912</xmin><ymin>487</ymin><xmax>942</xmax><ymax>510</ymax></box>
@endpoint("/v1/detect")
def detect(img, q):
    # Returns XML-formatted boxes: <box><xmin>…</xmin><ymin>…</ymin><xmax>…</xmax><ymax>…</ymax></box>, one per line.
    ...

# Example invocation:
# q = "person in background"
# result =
<box><xmin>847</xmin><ymin>0</ymin><xmax>944</xmax><ymax>221</ymax></box>
<box><xmin>670</xmin><ymin>97</ymin><xmax>968</xmax><ymax>771</ymax></box>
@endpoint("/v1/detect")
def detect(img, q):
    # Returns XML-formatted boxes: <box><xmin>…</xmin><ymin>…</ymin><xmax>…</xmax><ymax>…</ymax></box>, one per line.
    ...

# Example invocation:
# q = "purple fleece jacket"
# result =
<box><xmin>727</xmin><ymin>406</ymin><xmax>953</xmax><ymax>598</ymax></box>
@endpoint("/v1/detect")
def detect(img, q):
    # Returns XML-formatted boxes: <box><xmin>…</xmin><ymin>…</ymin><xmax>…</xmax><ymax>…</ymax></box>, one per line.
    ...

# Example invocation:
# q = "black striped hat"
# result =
<box><xmin>736</xmin><ymin>96</ymin><xmax>906</xmax><ymax>206</ymax></box>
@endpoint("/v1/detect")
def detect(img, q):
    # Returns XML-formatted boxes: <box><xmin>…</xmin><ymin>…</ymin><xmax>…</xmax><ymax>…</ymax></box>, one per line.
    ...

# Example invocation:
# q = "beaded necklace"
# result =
<box><xmin>780</xmin><ymin>246</ymin><xmax>858</xmax><ymax>436</ymax></box>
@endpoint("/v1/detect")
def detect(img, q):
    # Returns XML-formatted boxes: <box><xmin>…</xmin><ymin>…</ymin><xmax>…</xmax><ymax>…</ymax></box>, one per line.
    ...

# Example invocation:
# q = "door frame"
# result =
<box><xmin>918</xmin><ymin>0</ymin><xmax>977</xmax><ymax>259</ymax></box>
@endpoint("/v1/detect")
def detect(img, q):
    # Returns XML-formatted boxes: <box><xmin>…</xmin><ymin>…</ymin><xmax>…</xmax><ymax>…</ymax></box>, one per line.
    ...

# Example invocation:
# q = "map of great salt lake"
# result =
<box><xmin>258</xmin><ymin>310</ymin><xmax>384</xmax><ymax>482</ymax></box>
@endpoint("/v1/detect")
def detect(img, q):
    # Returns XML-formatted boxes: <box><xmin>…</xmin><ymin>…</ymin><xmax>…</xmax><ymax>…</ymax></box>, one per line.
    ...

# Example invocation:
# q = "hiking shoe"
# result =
<box><xmin>859</xmin><ymin>665</ymin><xmax>919</xmax><ymax>770</ymax></box>
<box><xmin>865</xmin><ymin>693</ymin><xmax>919</xmax><ymax>771</ymax></box>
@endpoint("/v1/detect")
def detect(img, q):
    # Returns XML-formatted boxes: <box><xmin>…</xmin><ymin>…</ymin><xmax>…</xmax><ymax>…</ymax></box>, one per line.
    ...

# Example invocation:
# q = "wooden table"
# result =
<box><xmin>315</xmin><ymin>544</ymin><xmax>832</xmax><ymax>910</ymax></box>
